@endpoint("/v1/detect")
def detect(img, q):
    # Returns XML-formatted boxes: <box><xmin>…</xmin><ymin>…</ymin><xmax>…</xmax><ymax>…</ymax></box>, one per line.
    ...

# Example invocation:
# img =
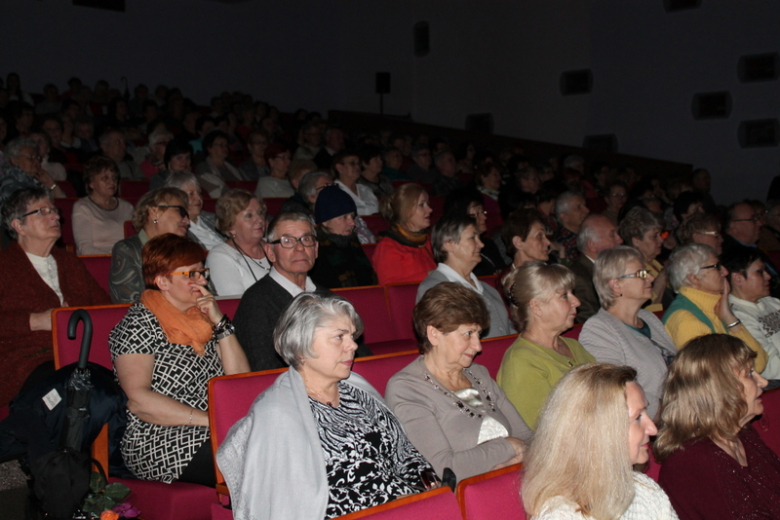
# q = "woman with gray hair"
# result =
<box><xmin>417</xmin><ymin>214</ymin><xmax>515</xmax><ymax>338</ymax></box>
<box><xmin>662</xmin><ymin>243</ymin><xmax>767</xmax><ymax>369</ymax></box>
<box><xmin>140</xmin><ymin>128</ymin><xmax>173</xmax><ymax>179</ymax></box>
<box><xmin>676</xmin><ymin>212</ymin><xmax>723</xmax><ymax>255</ymax></box>
<box><xmin>164</xmin><ymin>171</ymin><xmax>224</xmax><ymax>250</ymax></box>
<box><xmin>619</xmin><ymin>206</ymin><xmax>671</xmax><ymax>312</ymax></box>
<box><xmin>579</xmin><ymin>246</ymin><xmax>676</xmax><ymax>418</ymax></box>
<box><xmin>217</xmin><ymin>292</ymin><xmax>435</xmax><ymax>520</ymax></box>
<box><xmin>0</xmin><ymin>137</ymin><xmax>65</xmax><ymax>213</ymax></box>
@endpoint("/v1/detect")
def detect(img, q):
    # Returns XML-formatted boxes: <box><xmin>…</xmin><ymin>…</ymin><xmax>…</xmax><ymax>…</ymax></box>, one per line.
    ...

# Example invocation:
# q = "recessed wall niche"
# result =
<box><xmin>560</xmin><ymin>70</ymin><xmax>592</xmax><ymax>96</ymax></box>
<box><xmin>691</xmin><ymin>92</ymin><xmax>731</xmax><ymax>120</ymax></box>
<box><xmin>738</xmin><ymin>53</ymin><xmax>779</xmax><ymax>83</ymax></box>
<box><xmin>738</xmin><ymin>119</ymin><xmax>780</xmax><ymax>148</ymax></box>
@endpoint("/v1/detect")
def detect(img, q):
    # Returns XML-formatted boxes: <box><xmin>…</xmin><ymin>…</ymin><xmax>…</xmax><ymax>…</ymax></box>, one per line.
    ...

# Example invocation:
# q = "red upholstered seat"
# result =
<box><xmin>215</xmin><ymin>298</ymin><xmax>241</xmax><ymax>320</ymax></box>
<box><xmin>362</xmin><ymin>214</ymin><xmax>389</xmax><ymax>237</ymax></box>
<box><xmin>456</xmin><ymin>463</ymin><xmax>525</xmax><ymax>520</ymax></box>
<box><xmin>124</xmin><ymin>220</ymin><xmax>135</xmax><ymax>238</ymax></box>
<box><xmin>202</xmin><ymin>198</ymin><xmax>217</xmax><ymax>213</ymax></box>
<box><xmin>644</xmin><ymin>451</ymin><xmax>662</xmax><ymax>483</ymax></box>
<box><xmin>224</xmin><ymin>180</ymin><xmax>256</xmax><ymax>192</ymax></box>
<box><xmin>119</xmin><ymin>180</ymin><xmax>150</xmax><ymax>199</ymax></box>
<box><xmin>351</xmin><ymin>351</ymin><xmax>419</xmax><ymax>396</ymax></box>
<box><xmin>337</xmin><ymin>486</ymin><xmax>461</xmax><ymax>520</ymax></box>
<box><xmin>54</xmin><ymin>197</ymin><xmax>79</xmax><ymax>248</ymax></box>
<box><xmin>753</xmin><ymin>387</ymin><xmax>780</xmax><ymax>458</ymax></box>
<box><xmin>56</xmin><ymin>181</ymin><xmax>77</xmax><ymax>197</ymax></box>
<box><xmin>333</xmin><ymin>285</ymin><xmax>397</xmax><ymax>345</ymax></box>
<box><xmin>78</xmin><ymin>255</ymin><xmax>112</xmax><ymax>294</ymax></box>
<box><xmin>263</xmin><ymin>197</ymin><xmax>286</xmax><ymax>217</ymax></box>
<box><xmin>561</xmin><ymin>323</ymin><xmax>583</xmax><ymax>340</ymax></box>
<box><xmin>361</xmin><ymin>242</ymin><xmax>377</xmax><ymax>263</ymax></box>
<box><xmin>384</xmin><ymin>282</ymin><xmax>420</xmax><ymax>341</ymax></box>
<box><xmin>476</xmin><ymin>334</ymin><xmax>518</xmax><ymax>379</ymax></box>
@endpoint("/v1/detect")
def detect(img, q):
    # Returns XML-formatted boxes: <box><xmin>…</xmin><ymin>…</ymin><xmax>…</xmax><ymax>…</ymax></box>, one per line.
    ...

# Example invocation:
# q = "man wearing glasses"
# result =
<box><xmin>723</xmin><ymin>202</ymin><xmax>780</xmax><ymax>298</ymax></box>
<box><xmin>233</xmin><ymin>211</ymin><xmax>370</xmax><ymax>371</ymax></box>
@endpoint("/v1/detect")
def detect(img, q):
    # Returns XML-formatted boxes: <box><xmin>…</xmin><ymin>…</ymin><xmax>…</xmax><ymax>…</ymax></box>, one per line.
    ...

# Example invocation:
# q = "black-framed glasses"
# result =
<box><xmin>168</xmin><ymin>268</ymin><xmax>210</xmax><ymax>279</ymax></box>
<box><xmin>22</xmin><ymin>206</ymin><xmax>60</xmax><ymax>218</ymax></box>
<box><xmin>468</xmin><ymin>210</ymin><xmax>488</xmax><ymax>218</ymax></box>
<box><xmin>700</xmin><ymin>263</ymin><xmax>721</xmax><ymax>271</ymax></box>
<box><xmin>732</xmin><ymin>216</ymin><xmax>760</xmax><ymax>223</ymax></box>
<box><xmin>157</xmin><ymin>205</ymin><xmax>189</xmax><ymax>219</ymax></box>
<box><xmin>267</xmin><ymin>235</ymin><xmax>317</xmax><ymax>248</ymax></box>
<box><xmin>618</xmin><ymin>269</ymin><xmax>649</xmax><ymax>280</ymax></box>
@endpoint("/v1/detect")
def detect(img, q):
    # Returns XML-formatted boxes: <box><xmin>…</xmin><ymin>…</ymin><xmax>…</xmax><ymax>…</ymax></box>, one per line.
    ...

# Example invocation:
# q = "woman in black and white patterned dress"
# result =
<box><xmin>217</xmin><ymin>292</ymin><xmax>435</xmax><ymax>520</ymax></box>
<box><xmin>110</xmin><ymin>234</ymin><xmax>249</xmax><ymax>486</ymax></box>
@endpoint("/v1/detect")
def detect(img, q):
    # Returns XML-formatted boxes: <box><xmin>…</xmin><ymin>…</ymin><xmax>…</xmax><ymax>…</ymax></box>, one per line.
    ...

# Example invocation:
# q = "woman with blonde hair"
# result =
<box><xmin>522</xmin><ymin>363</ymin><xmax>677</xmax><ymax>520</ymax></box>
<box><xmin>655</xmin><ymin>334</ymin><xmax>780</xmax><ymax>519</ymax></box>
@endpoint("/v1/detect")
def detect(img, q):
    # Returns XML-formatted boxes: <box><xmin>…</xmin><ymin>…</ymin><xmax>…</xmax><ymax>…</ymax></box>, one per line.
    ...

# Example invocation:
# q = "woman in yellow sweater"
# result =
<box><xmin>663</xmin><ymin>243</ymin><xmax>767</xmax><ymax>371</ymax></box>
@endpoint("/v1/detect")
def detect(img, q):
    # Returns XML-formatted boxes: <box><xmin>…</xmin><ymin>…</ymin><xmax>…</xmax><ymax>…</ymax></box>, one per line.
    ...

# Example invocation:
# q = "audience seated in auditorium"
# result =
<box><xmin>619</xmin><ymin>206</ymin><xmax>670</xmax><ymax>312</ymax></box>
<box><xmin>380</xmin><ymin>146</ymin><xmax>410</xmax><ymax>181</ymax></box>
<box><xmin>110</xmin><ymin>234</ymin><xmax>248</xmax><ymax>486</ymax></box>
<box><xmin>522</xmin><ymin>364</ymin><xmax>676</xmax><ymax>520</ymax></box>
<box><xmin>0</xmin><ymin>138</ymin><xmax>66</xmax><ymax>213</ymax></box>
<box><xmin>139</xmin><ymin>128</ymin><xmax>173</xmax><ymax>179</ymax></box>
<box><xmin>418</xmin><ymin>215</ymin><xmax>515</xmax><ymax>338</ymax></box>
<box><xmin>499</xmin><ymin>208</ymin><xmax>559</xmax><ymax>282</ymax></box>
<box><xmin>239</xmin><ymin>129</ymin><xmax>270</xmax><ymax>181</ymax></box>
<box><xmin>760</xmin><ymin>199</ymin><xmax>780</xmax><ymax>252</ymax></box>
<box><xmin>498</xmin><ymin>262</ymin><xmax>595</xmax><ymax>428</ymax></box>
<box><xmin>552</xmin><ymin>191</ymin><xmax>589</xmax><ymax>264</ymax></box>
<box><xmin>313</xmin><ymin>127</ymin><xmax>345</xmax><ymax>170</ymax></box>
<box><xmin>655</xmin><ymin>334</ymin><xmax>780</xmax><ymax>519</ymax></box>
<box><xmin>219</xmin><ymin>292</ymin><xmax>430</xmax><ymax>520</ymax></box>
<box><xmin>333</xmin><ymin>150</ymin><xmax>379</xmax><ymax>216</ymax></box>
<box><xmin>195</xmin><ymin>129</ymin><xmax>243</xmax><ymax>198</ymax></box>
<box><xmin>358</xmin><ymin>145</ymin><xmax>393</xmax><ymax>200</ymax></box>
<box><xmin>149</xmin><ymin>139</ymin><xmax>193</xmax><ymax>190</ymax></box>
<box><xmin>109</xmin><ymin>187</ymin><xmax>190</xmax><ymax>303</ymax></box>
<box><xmin>255</xmin><ymin>143</ymin><xmax>294</xmax><ymax>199</ymax></box>
<box><xmin>279</xmin><ymin>169</ymin><xmax>332</xmax><ymax>216</ymax></box>
<box><xmin>571</xmin><ymin>213</ymin><xmax>623</xmax><ymax>323</ymax></box>
<box><xmin>72</xmin><ymin>156</ymin><xmax>134</xmax><ymax>254</ymax></box>
<box><xmin>676</xmin><ymin>212</ymin><xmax>723</xmax><ymax>254</ymax></box>
<box><xmin>444</xmin><ymin>188</ymin><xmax>506</xmax><ymax>276</ymax></box>
<box><xmin>691</xmin><ymin>167</ymin><xmax>718</xmax><ymax>215</ymax></box>
<box><xmin>310</xmin><ymin>186</ymin><xmax>376</xmax><ymax>289</ymax></box>
<box><xmin>474</xmin><ymin>162</ymin><xmax>502</xmax><ymax>216</ymax></box>
<box><xmin>662</xmin><ymin>243</ymin><xmax>767</xmax><ymax>371</ymax></box>
<box><xmin>724</xmin><ymin>201</ymin><xmax>780</xmax><ymax>297</ymax></box>
<box><xmin>163</xmin><ymin>172</ymin><xmax>224</xmax><ymax>250</ymax></box>
<box><xmin>432</xmin><ymin>150</ymin><xmax>463</xmax><ymax>198</ymax></box>
<box><xmin>580</xmin><ymin>246</ymin><xmax>676</xmax><ymax>419</ymax></box>
<box><xmin>0</xmin><ymin>187</ymin><xmax>110</xmax><ymax>406</ymax></box>
<box><xmin>386</xmin><ymin>283</ymin><xmax>530</xmax><ymax>482</ymax></box>
<box><xmin>407</xmin><ymin>144</ymin><xmax>435</xmax><ymax>184</ymax></box>
<box><xmin>600</xmin><ymin>180</ymin><xmax>628</xmax><ymax>226</ymax></box>
<box><xmin>372</xmin><ymin>183</ymin><xmax>436</xmax><ymax>285</ymax></box>
<box><xmin>99</xmin><ymin>129</ymin><xmax>143</xmax><ymax>180</ymax></box>
<box><xmin>27</xmin><ymin>130</ymin><xmax>66</xmax><ymax>182</ymax></box>
<box><xmin>292</xmin><ymin>121</ymin><xmax>322</xmax><ymax>162</ymax></box>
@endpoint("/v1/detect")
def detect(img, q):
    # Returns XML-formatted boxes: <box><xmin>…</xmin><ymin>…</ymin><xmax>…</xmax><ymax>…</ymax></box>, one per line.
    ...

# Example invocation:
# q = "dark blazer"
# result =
<box><xmin>572</xmin><ymin>255</ymin><xmax>600</xmax><ymax>324</ymax></box>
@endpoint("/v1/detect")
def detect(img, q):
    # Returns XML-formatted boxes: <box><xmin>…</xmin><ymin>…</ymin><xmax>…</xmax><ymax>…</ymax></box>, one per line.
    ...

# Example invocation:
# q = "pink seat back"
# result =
<box><xmin>384</xmin><ymin>283</ymin><xmax>420</xmax><ymax>341</ymax></box>
<box><xmin>225</xmin><ymin>180</ymin><xmax>256</xmax><ymax>192</ymax></box>
<box><xmin>456</xmin><ymin>464</ymin><xmax>525</xmax><ymax>520</ymax></box>
<box><xmin>753</xmin><ymin>387</ymin><xmax>780</xmax><ymax>458</ymax></box>
<box><xmin>119</xmin><ymin>180</ymin><xmax>150</xmax><ymax>199</ymax></box>
<box><xmin>361</xmin><ymin>243</ymin><xmax>377</xmax><ymax>263</ymax></box>
<box><xmin>337</xmin><ymin>487</ymin><xmax>461</xmax><ymax>520</ymax></box>
<box><xmin>124</xmin><ymin>220</ymin><xmax>135</xmax><ymax>238</ymax></box>
<box><xmin>79</xmin><ymin>255</ymin><xmax>112</xmax><ymax>294</ymax></box>
<box><xmin>333</xmin><ymin>285</ymin><xmax>397</xmax><ymax>344</ymax></box>
<box><xmin>561</xmin><ymin>323</ymin><xmax>582</xmax><ymax>340</ymax></box>
<box><xmin>216</xmin><ymin>298</ymin><xmax>241</xmax><ymax>320</ymax></box>
<box><xmin>351</xmin><ymin>351</ymin><xmax>419</xmax><ymax>396</ymax></box>
<box><xmin>202</xmin><ymin>198</ymin><xmax>217</xmax><ymax>213</ymax></box>
<box><xmin>54</xmin><ymin>197</ymin><xmax>79</xmax><ymax>247</ymax></box>
<box><xmin>264</xmin><ymin>197</ymin><xmax>286</xmax><ymax>217</ymax></box>
<box><xmin>643</xmin><ymin>451</ymin><xmax>662</xmax><ymax>482</ymax></box>
<box><xmin>52</xmin><ymin>305</ymin><xmax>131</xmax><ymax>369</ymax></box>
<box><xmin>477</xmin><ymin>335</ymin><xmax>518</xmax><ymax>379</ymax></box>
<box><xmin>362</xmin><ymin>214</ymin><xmax>389</xmax><ymax>237</ymax></box>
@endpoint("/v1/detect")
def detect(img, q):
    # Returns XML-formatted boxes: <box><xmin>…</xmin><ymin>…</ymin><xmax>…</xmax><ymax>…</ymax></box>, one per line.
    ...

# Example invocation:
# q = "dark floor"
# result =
<box><xmin>0</xmin><ymin>461</ymin><xmax>27</xmax><ymax>520</ymax></box>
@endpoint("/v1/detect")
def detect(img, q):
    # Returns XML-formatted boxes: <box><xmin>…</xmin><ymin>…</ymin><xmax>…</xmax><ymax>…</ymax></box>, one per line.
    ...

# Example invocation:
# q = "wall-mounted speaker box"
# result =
<box><xmin>560</xmin><ymin>70</ymin><xmax>592</xmax><ymax>95</ymax></box>
<box><xmin>376</xmin><ymin>73</ymin><xmax>391</xmax><ymax>94</ymax></box>
<box><xmin>73</xmin><ymin>0</ymin><xmax>125</xmax><ymax>11</ymax></box>
<box><xmin>582</xmin><ymin>134</ymin><xmax>618</xmax><ymax>152</ymax></box>
<box><xmin>691</xmin><ymin>92</ymin><xmax>732</xmax><ymax>119</ymax></box>
<box><xmin>738</xmin><ymin>119</ymin><xmax>780</xmax><ymax>148</ymax></box>
<box><xmin>738</xmin><ymin>53</ymin><xmax>779</xmax><ymax>83</ymax></box>
<box><xmin>465</xmin><ymin>113</ymin><xmax>494</xmax><ymax>134</ymax></box>
<box><xmin>663</xmin><ymin>0</ymin><xmax>701</xmax><ymax>12</ymax></box>
<box><xmin>414</xmin><ymin>22</ymin><xmax>430</xmax><ymax>57</ymax></box>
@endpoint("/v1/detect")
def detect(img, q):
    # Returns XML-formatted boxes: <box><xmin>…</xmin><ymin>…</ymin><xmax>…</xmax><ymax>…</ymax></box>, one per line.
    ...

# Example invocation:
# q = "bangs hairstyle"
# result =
<box><xmin>379</xmin><ymin>183</ymin><xmax>427</xmax><ymax>227</ymax></box>
<box><xmin>142</xmin><ymin>233</ymin><xmax>206</xmax><ymax>290</ymax></box>
<box><xmin>82</xmin><ymin>156</ymin><xmax>119</xmax><ymax>194</ymax></box>
<box><xmin>274</xmin><ymin>292</ymin><xmax>364</xmax><ymax>368</ymax></box>
<box><xmin>413</xmin><ymin>282</ymin><xmax>490</xmax><ymax>355</ymax></box>
<box><xmin>431</xmin><ymin>214</ymin><xmax>477</xmax><ymax>263</ymax></box>
<box><xmin>216</xmin><ymin>189</ymin><xmax>265</xmax><ymax>235</ymax></box>
<box><xmin>132</xmin><ymin>187</ymin><xmax>189</xmax><ymax>231</ymax></box>
<box><xmin>654</xmin><ymin>334</ymin><xmax>756</xmax><ymax>462</ymax></box>
<box><xmin>676</xmin><ymin>212</ymin><xmax>721</xmax><ymax>246</ymax></box>
<box><xmin>593</xmin><ymin>246</ymin><xmax>645</xmax><ymax>310</ymax></box>
<box><xmin>503</xmin><ymin>261</ymin><xmax>575</xmax><ymax>333</ymax></box>
<box><xmin>501</xmin><ymin>208</ymin><xmax>545</xmax><ymax>258</ymax></box>
<box><xmin>618</xmin><ymin>206</ymin><xmax>663</xmax><ymax>246</ymax></box>
<box><xmin>522</xmin><ymin>363</ymin><xmax>637</xmax><ymax>519</ymax></box>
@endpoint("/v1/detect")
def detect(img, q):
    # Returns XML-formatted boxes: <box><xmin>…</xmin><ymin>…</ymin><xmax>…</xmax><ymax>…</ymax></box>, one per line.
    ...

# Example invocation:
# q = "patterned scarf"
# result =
<box><xmin>140</xmin><ymin>289</ymin><xmax>213</xmax><ymax>356</ymax></box>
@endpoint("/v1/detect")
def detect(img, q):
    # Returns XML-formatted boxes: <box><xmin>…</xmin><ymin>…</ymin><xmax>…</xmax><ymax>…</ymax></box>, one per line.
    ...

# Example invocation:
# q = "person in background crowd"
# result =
<box><xmin>444</xmin><ymin>188</ymin><xmax>506</xmax><ymax>276</ymax></box>
<box><xmin>676</xmin><ymin>212</ymin><xmax>723</xmax><ymax>255</ymax></box>
<box><xmin>238</xmin><ymin>129</ymin><xmax>270</xmax><ymax>181</ymax></box>
<box><xmin>0</xmin><ymin>138</ymin><xmax>66</xmax><ymax>212</ymax></box>
<box><xmin>619</xmin><ymin>206</ymin><xmax>670</xmax><ymax>312</ymax></box>
<box><xmin>552</xmin><ymin>191</ymin><xmax>590</xmax><ymax>264</ymax></box>
<box><xmin>195</xmin><ymin>130</ymin><xmax>243</xmax><ymax>198</ymax></box>
<box><xmin>140</xmin><ymin>129</ymin><xmax>173</xmax><ymax>179</ymax></box>
<box><xmin>723</xmin><ymin>201</ymin><xmax>780</xmax><ymax>298</ymax></box>
<box><xmin>164</xmin><ymin>172</ymin><xmax>224</xmax><ymax>250</ymax></box>
<box><xmin>600</xmin><ymin>181</ymin><xmax>628</xmax><ymax>226</ymax></box>
<box><xmin>333</xmin><ymin>150</ymin><xmax>379</xmax><ymax>216</ymax></box>
<box><xmin>255</xmin><ymin>144</ymin><xmax>294</xmax><ymax>199</ymax></box>
<box><xmin>358</xmin><ymin>145</ymin><xmax>393</xmax><ymax>200</ymax></box>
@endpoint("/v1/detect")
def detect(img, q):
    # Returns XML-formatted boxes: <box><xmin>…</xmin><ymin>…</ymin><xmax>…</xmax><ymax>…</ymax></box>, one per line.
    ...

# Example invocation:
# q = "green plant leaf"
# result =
<box><xmin>104</xmin><ymin>482</ymin><xmax>130</xmax><ymax>501</ymax></box>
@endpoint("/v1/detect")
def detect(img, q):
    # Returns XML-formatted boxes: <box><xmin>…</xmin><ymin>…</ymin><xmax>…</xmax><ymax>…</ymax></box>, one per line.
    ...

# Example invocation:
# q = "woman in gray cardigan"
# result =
<box><xmin>386</xmin><ymin>283</ymin><xmax>531</xmax><ymax>482</ymax></box>
<box><xmin>416</xmin><ymin>214</ymin><xmax>515</xmax><ymax>338</ymax></box>
<box><xmin>579</xmin><ymin>246</ymin><xmax>676</xmax><ymax>419</ymax></box>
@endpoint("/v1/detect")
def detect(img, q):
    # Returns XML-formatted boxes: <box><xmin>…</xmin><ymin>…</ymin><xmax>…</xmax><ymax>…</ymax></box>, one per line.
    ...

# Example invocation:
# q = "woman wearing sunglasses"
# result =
<box><xmin>109</xmin><ymin>187</ymin><xmax>191</xmax><ymax>303</ymax></box>
<box><xmin>109</xmin><ymin>233</ymin><xmax>249</xmax><ymax>485</ymax></box>
<box><xmin>662</xmin><ymin>243</ymin><xmax>768</xmax><ymax>370</ymax></box>
<box><xmin>579</xmin><ymin>246</ymin><xmax>677</xmax><ymax>419</ymax></box>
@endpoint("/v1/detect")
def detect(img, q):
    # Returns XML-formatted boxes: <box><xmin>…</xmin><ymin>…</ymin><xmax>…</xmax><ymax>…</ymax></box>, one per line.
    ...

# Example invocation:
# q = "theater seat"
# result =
<box><xmin>337</xmin><ymin>487</ymin><xmax>461</xmax><ymax>520</ymax></box>
<box><xmin>362</xmin><ymin>214</ymin><xmax>389</xmax><ymax>237</ymax></box>
<box><xmin>79</xmin><ymin>255</ymin><xmax>112</xmax><ymax>294</ymax></box>
<box><xmin>332</xmin><ymin>285</ymin><xmax>397</xmax><ymax>345</ymax></box>
<box><xmin>476</xmin><ymin>334</ymin><xmax>518</xmax><ymax>379</ymax></box>
<box><xmin>456</xmin><ymin>463</ymin><xmax>525</xmax><ymax>520</ymax></box>
<box><xmin>351</xmin><ymin>351</ymin><xmax>419</xmax><ymax>396</ymax></box>
<box><xmin>384</xmin><ymin>283</ymin><xmax>420</xmax><ymax>342</ymax></box>
<box><xmin>753</xmin><ymin>387</ymin><xmax>780</xmax><ymax>458</ymax></box>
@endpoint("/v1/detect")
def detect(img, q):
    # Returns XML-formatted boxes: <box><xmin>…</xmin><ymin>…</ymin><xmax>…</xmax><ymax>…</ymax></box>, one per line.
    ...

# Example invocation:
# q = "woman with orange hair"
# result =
<box><xmin>109</xmin><ymin>233</ymin><xmax>248</xmax><ymax>486</ymax></box>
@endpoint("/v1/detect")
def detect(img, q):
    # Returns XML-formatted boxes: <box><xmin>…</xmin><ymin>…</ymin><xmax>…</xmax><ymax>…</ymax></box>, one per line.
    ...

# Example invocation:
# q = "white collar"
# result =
<box><xmin>269</xmin><ymin>266</ymin><xmax>316</xmax><ymax>297</ymax></box>
<box><xmin>436</xmin><ymin>263</ymin><xmax>483</xmax><ymax>295</ymax></box>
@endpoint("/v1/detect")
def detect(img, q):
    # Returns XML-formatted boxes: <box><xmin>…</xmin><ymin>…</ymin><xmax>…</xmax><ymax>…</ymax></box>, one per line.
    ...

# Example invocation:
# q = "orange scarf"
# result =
<box><xmin>140</xmin><ymin>289</ymin><xmax>214</xmax><ymax>356</ymax></box>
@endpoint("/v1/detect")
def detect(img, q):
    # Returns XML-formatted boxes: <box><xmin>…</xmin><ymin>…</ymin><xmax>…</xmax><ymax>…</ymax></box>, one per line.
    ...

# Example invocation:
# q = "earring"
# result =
<box><xmin>153</xmin><ymin>219</ymin><xmax>158</xmax><ymax>224</ymax></box>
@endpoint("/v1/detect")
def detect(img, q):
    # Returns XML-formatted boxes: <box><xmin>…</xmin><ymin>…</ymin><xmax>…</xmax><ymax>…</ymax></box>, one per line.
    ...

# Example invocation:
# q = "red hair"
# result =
<box><xmin>142</xmin><ymin>234</ymin><xmax>206</xmax><ymax>289</ymax></box>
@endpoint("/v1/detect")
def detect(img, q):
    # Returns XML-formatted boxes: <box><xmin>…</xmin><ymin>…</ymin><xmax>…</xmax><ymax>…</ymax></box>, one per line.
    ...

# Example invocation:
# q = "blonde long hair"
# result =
<box><xmin>522</xmin><ymin>363</ymin><xmax>637</xmax><ymax>520</ymax></box>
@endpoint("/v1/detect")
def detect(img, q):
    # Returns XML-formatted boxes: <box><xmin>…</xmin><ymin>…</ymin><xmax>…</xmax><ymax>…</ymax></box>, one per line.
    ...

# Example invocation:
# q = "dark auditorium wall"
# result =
<box><xmin>3</xmin><ymin>0</ymin><xmax>779</xmax><ymax>203</ymax></box>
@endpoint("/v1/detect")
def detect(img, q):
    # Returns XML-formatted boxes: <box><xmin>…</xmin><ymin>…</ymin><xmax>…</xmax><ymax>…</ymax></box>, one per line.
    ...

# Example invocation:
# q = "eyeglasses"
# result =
<box><xmin>732</xmin><ymin>216</ymin><xmax>760</xmax><ymax>223</ymax></box>
<box><xmin>617</xmin><ymin>269</ymin><xmax>649</xmax><ymax>280</ymax></box>
<box><xmin>267</xmin><ymin>235</ymin><xmax>317</xmax><ymax>248</ymax></box>
<box><xmin>22</xmin><ymin>206</ymin><xmax>60</xmax><ymax>218</ymax></box>
<box><xmin>168</xmin><ymin>268</ymin><xmax>210</xmax><ymax>279</ymax></box>
<box><xmin>698</xmin><ymin>231</ymin><xmax>721</xmax><ymax>237</ymax></box>
<box><xmin>18</xmin><ymin>154</ymin><xmax>42</xmax><ymax>162</ymax></box>
<box><xmin>700</xmin><ymin>263</ymin><xmax>721</xmax><ymax>270</ymax></box>
<box><xmin>157</xmin><ymin>205</ymin><xmax>189</xmax><ymax>219</ymax></box>
<box><xmin>468</xmin><ymin>210</ymin><xmax>488</xmax><ymax>218</ymax></box>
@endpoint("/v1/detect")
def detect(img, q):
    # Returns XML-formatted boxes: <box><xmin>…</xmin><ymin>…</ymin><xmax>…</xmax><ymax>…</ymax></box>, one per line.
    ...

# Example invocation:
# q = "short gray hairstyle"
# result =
<box><xmin>274</xmin><ymin>292</ymin><xmax>364</xmax><ymax>368</ymax></box>
<box><xmin>4</xmin><ymin>137</ymin><xmax>37</xmax><ymax>161</ymax></box>
<box><xmin>554</xmin><ymin>191</ymin><xmax>583</xmax><ymax>222</ymax></box>
<box><xmin>576</xmin><ymin>214</ymin><xmax>610</xmax><ymax>254</ymax></box>
<box><xmin>667</xmin><ymin>243</ymin><xmax>715</xmax><ymax>293</ymax></box>
<box><xmin>2</xmin><ymin>186</ymin><xmax>52</xmax><ymax>240</ymax></box>
<box><xmin>298</xmin><ymin>170</ymin><xmax>332</xmax><ymax>200</ymax></box>
<box><xmin>148</xmin><ymin>128</ymin><xmax>173</xmax><ymax>147</ymax></box>
<box><xmin>593</xmin><ymin>246</ymin><xmax>645</xmax><ymax>309</ymax></box>
<box><xmin>264</xmin><ymin>211</ymin><xmax>315</xmax><ymax>243</ymax></box>
<box><xmin>164</xmin><ymin>171</ymin><xmax>200</xmax><ymax>191</ymax></box>
<box><xmin>431</xmin><ymin>215</ymin><xmax>476</xmax><ymax>264</ymax></box>
<box><xmin>618</xmin><ymin>206</ymin><xmax>662</xmax><ymax>246</ymax></box>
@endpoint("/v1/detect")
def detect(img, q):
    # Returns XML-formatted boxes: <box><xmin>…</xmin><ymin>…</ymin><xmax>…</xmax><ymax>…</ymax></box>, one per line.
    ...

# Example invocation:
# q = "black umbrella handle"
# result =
<box><xmin>67</xmin><ymin>309</ymin><xmax>93</xmax><ymax>370</ymax></box>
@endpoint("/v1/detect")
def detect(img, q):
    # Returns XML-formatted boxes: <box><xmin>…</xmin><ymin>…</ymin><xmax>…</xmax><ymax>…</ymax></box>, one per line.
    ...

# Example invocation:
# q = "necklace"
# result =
<box><xmin>423</xmin><ymin>368</ymin><xmax>496</xmax><ymax>418</ymax></box>
<box><xmin>305</xmin><ymin>383</ymin><xmax>339</xmax><ymax>407</ymax></box>
<box><xmin>523</xmin><ymin>332</ymin><xmax>574</xmax><ymax>366</ymax></box>
<box><xmin>231</xmin><ymin>238</ymin><xmax>269</xmax><ymax>282</ymax></box>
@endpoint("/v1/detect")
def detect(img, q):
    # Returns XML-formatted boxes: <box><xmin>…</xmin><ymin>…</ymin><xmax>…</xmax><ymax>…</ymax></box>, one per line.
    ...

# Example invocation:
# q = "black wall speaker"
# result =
<box><xmin>738</xmin><ymin>119</ymin><xmax>780</xmax><ymax>148</ymax></box>
<box><xmin>414</xmin><ymin>22</ymin><xmax>430</xmax><ymax>57</ymax></box>
<box><xmin>73</xmin><ymin>0</ymin><xmax>125</xmax><ymax>11</ymax></box>
<box><xmin>582</xmin><ymin>134</ymin><xmax>618</xmax><ymax>153</ymax></box>
<box><xmin>663</xmin><ymin>0</ymin><xmax>701</xmax><ymax>12</ymax></box>
<box><xmin>465</xmin><ymin>113</ymin><xmax>494</xmax><ymax>134</ymax></box>
<box><xmin>560</xmin><ymin>70</ymin><xmax>593</xmax><ymax>95</ymax></box>
<box><xmin>738</xmin><ymin>53</ymin><xmax>779</xmax><ymax>83</ymax></box>
<box><xmin>376</xmin><ymin>73</ymin><xmax>391</xmax><ymax>94</ymax></box>
<box><xmin>691</xmin><ymin>92</ymin><xmax>732</xmax><ymax>119</ymax></box>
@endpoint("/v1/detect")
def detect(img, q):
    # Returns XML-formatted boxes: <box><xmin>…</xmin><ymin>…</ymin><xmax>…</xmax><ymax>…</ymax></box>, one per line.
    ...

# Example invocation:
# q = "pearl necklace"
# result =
<box><xmin>423</xmin><ymin>368</ymin><xmax>496</xmax><ymax>418</ymax></box>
